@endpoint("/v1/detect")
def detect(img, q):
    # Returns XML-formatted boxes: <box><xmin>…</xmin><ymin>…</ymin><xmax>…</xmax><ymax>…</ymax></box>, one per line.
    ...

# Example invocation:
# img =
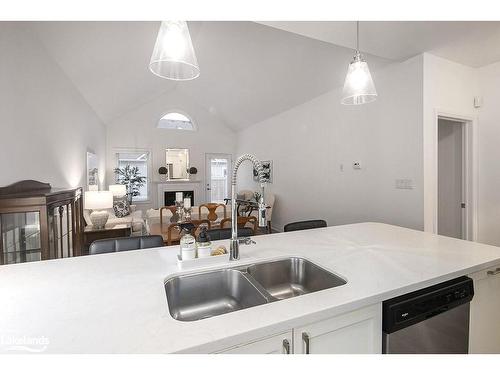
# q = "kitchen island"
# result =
<box><xmin>1</xmin><ymin>222</ymin><xmax>500</xmax><ymax>353</ymax></box>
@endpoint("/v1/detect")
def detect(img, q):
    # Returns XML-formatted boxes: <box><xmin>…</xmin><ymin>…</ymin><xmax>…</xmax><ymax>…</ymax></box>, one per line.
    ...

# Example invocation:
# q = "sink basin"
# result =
<box><xmin>246</xmin><ymin>257</ymin><xmax>347</xmax><ymax>300</ymax></box>
<box><xmin>165</xmin><ymin>269</ymin><xmax>269</xmax><ymax>322</ymax></box>
<box><xmin>165</xmin><ymin>257</ymin><xmax>347</xmax><ymax>321</ymax></box>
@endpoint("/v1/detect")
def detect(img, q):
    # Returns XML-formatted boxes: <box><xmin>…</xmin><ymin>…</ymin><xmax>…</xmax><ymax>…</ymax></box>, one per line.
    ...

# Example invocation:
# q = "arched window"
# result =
<box><xmin>157</xmin><ymin>112</ymin><xmax>195</xmax><ymax>131</ymax></box>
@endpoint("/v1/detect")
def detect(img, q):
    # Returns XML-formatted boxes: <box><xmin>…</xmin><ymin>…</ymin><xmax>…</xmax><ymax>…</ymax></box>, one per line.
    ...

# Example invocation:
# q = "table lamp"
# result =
<box><xmin>109</xmin><ymin>184</ymin><xmax>127</xmax><ymax>198</ymax></box>
<box><xmin>84</xmin><ymin>191</ymin><xmax>113</xmax><ymax>229</ymax></box>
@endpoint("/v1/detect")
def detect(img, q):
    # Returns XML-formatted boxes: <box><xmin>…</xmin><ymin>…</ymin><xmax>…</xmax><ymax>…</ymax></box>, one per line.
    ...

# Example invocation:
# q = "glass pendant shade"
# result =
<box><xmin>149</xmin><ymin>21</ymin><xmax>200</xmax><ymax>81</ymax></box>
<box><xmin>341</xmin><ymin>51</ymin><xmax>377</xmax><ymax>105</ymax></box>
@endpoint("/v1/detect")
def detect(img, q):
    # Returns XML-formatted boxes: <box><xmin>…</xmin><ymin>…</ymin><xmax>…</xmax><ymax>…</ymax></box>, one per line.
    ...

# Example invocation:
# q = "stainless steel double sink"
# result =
<box><xmin>165</xmin><ymin>257</ymin><xmax>347</xmax><ymax>322</ymax></box>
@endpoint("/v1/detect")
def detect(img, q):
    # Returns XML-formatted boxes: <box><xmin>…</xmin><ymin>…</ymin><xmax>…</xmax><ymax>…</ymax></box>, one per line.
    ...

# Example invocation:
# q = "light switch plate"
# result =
<box><xmin>395</xmin><ymin>179</ymin><xmax>414</xmax><ymax>189</ymax></box>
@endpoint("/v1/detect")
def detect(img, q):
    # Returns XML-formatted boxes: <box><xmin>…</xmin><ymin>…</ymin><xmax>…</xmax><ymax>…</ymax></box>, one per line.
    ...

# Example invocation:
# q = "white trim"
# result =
<box><xmin>426</xmin><ymin>109</ymin><xmax>478</xmax><ymax>241</ymax></box>
<box><xmin>156</xmin><ymin>181</ymin><xmax>203</xmax><ymax>208</ymax></box>
<box><xmin>461</xmin><ymin>123</ymin><xmax>467</xmax><ymax>239</ymax></box>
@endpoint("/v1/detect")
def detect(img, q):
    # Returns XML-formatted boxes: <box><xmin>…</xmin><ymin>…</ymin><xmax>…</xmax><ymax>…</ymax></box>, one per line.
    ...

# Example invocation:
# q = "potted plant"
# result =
<box><xmin>114</xmin><ymin>165</ymin><xmax>146</xmax><ymax>204</ymax></box>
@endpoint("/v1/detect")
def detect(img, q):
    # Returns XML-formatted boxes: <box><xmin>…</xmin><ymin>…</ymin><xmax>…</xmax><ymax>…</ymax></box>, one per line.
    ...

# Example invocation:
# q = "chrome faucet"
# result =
<box><xmin>230</xmin><ymin>154</ymin><xmax>267</xmax><ymax>261</ymax></box>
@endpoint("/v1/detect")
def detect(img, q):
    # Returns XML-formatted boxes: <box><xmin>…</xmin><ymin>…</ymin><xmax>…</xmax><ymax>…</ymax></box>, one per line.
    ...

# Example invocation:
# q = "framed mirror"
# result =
<box><xmin>165</xmin><ymin>149</ymin><xmax>190</xmax><ymax>179</ymax></box>
<box><xmin>86</xmin><ymin>151</ymin><xmax>99</xmax><ymax>188</ymax></box>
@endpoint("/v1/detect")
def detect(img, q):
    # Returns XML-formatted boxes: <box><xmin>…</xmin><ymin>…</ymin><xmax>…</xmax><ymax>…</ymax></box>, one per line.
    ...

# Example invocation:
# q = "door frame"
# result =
<box><xmin>426</xmin><ymin>109</ymin><xmax>478</xmax><ymax>241</ymax></box>
<box><xmin>204</xmin><ymin>153</ymin><xmax>232</xmax><ymax>203</ymax></box>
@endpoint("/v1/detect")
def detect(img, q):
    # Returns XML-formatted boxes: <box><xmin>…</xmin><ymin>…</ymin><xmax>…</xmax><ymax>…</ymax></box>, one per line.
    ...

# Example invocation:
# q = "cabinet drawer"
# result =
<box><xmin>214</xmin><ymin>330</ymin><xmax>293</xmax><ymax>354</ymax></box>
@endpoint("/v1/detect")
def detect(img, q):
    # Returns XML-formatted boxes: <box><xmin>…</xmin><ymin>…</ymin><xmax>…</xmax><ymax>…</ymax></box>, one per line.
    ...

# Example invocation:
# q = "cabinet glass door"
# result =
<box><xmin>0</xmin><ymin>212</ymin><xmax>41</xmax><ymax>264</ymax></box>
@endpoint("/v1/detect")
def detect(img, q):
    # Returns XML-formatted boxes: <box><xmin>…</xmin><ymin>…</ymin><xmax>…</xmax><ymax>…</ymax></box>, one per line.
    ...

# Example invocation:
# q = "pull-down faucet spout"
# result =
<box><xmin>230</xmin><ymin>154</ymin><xmax>267</xmax><ymax>260</ymax></box>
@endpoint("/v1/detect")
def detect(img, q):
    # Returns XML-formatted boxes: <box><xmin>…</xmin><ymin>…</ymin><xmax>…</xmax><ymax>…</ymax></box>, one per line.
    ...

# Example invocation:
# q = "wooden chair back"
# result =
<box><xmin>159</xmin><ymin>206</ymin><xmax>178</xmax><ymax>230</ymax></box>
<box><xmin>220</xmin><ymin>216</ymin><xmax>257</xmax><ymax>234</ymax></box>
<box><xmin>166</xmin><ymin>219</ymin><xmax>211</xmax><ymax>246</ymax></box>
<box><xmin>198</xmin><ymin>203</ymin><xmax>227</xmax><ymax>223</ymax></box>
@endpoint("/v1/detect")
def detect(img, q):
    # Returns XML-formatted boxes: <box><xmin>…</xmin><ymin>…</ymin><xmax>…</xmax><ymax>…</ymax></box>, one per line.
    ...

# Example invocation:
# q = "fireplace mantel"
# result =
<box><xmin>152</xmin><ymin>180</ymin><xmax>202</xmax><ymax>184</ymax></box>
<box><xmin>156</xmin><ymin>181</ymin><xmax>204</xmax><ymax>207</ymax></box>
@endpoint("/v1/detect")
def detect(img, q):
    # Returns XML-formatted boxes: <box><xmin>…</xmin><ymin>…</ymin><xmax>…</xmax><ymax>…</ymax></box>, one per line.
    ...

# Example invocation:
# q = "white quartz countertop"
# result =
<box><xmin>2</xmin><ymin>222</ymin><xmax>500</xmax><ymax>353</ymax></box>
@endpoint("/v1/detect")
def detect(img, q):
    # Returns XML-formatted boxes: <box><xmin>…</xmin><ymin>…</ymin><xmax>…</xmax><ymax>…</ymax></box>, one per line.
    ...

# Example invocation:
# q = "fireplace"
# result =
<box><xmin>164</xmin><ymin>191</ymin><xmax>194</xmax><ymax>206</ymax></box>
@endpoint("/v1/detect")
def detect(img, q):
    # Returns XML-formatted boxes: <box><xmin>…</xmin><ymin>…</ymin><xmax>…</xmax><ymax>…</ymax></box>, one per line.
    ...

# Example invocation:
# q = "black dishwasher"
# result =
<box><xmin>382</xmin><ymin>276</ymin><xmax>474</xmax><ymax>354</ymax></box>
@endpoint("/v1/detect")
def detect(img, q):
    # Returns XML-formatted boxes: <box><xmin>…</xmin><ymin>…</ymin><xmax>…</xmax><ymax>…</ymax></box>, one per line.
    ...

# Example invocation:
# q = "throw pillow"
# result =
<box><xmin>113</xmin><ymin>199</ymin><xmax>131</xmax><ymax>218</ymax></box>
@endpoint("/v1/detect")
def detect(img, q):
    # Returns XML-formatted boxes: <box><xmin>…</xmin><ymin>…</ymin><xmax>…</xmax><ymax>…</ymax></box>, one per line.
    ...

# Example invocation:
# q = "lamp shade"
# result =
<box><xmin>109</xmin><ymin>184</ymin><xmax>127</xmax><ymax>197</ymax></box>
<box><xmin>341</xmin><ymin>51</ymin><xmax>377</xmax><ymax>105</ymax></box>
<box><xmin>84</xmin><ymin>191</ymin><xmax>113</xmax><ymax>210</ymax></box>
<box><xmin>149</xmin><ymin>21</ymin><xmax>200</xmax><ymax>81</ymax></box>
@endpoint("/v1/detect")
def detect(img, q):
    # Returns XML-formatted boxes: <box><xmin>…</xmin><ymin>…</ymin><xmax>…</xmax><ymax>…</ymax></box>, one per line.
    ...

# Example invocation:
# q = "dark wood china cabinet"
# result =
<box><xmin>0</xmin><ymin>180</ymin><xmax>84</xmax><ymax>265</ymax></box>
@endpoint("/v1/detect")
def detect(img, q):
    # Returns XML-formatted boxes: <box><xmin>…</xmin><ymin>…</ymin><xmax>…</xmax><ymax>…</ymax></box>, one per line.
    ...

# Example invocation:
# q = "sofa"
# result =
<box><xmin>84</xmin><ymin>205</ymin><xmax>145</xmax><ymax>236</ymax></box>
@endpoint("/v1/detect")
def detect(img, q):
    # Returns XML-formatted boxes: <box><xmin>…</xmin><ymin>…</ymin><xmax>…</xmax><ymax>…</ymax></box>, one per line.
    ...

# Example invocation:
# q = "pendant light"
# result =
<box><xmin>149</xmin><ymin>21</ymin><xmax>200</xmax><ymax>81</ymax></box>
<box><xmin>341</xmin><ymin>21</ymin><xmax>377</xmax><ymax>105</ymax></box>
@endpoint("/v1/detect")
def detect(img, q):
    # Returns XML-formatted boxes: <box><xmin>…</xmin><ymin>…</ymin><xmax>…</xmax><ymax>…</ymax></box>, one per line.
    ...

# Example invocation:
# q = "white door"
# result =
<box><xmin>215</xmin><ymin>331</ymin><xmax>293</xmax><ymax>354</ymax></box>
<box><xmin>205</xmin><ymin>153</ymin><xmax>231</xmax><ymax>203</ymax></box>
<box><xmin>293</xmin><ymin>304</ymin><xmax>382</xmax><ymax>354</ymax></box>
<box><xmin>469</xmin><ymin>264</ymin><xmax>500</xmax><ymax>353</ymax></box>
<box><xmin>438</xmin><ymin>118</ymin><xmax>465</xmax><ymax>239</ymax></box>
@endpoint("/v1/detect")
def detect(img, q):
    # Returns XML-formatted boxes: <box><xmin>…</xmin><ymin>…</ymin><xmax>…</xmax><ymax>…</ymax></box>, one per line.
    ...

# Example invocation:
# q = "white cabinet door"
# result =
<box><xmin>215</xmin><ymin>330</ymin><xmax>293</xmax><ymax>354</ymax></box>
<box><xmin>293</xmin><ymin>303</ymin><xmax>382</xmax><ymax>354</ymax></box>
<box><xmin>469</xmin><ymin>264</ymin><xmax>500</xmax><ymax>353</ymax></box>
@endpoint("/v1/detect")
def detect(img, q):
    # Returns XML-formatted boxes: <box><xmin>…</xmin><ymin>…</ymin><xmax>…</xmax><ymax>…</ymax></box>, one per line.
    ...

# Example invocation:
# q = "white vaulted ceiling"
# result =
<box><xmin>29</xmin><ymin>21</ymin><xmax>389</xmax><ymax>129</ymax></box>
<box><xmin>259</xmin><ymin>21</ymin><xmax>500</xmax><ymax>67</ymax></box>
<box><xmin>27</xmin><ymin>21</ymin><xmax>500</xmax><ymax>130</ymax></box>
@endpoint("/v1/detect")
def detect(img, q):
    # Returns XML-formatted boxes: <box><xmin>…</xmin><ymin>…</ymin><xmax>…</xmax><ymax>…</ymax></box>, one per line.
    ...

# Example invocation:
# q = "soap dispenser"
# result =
<box><xmin>179</xmin><ymin>223</ymin><xmax>196</xmax><ymax>260</ymax></box>
<box><xmin>196</xmin><ymin>227</ymin><xmax>212</xmax><ymax>258</ymax></box>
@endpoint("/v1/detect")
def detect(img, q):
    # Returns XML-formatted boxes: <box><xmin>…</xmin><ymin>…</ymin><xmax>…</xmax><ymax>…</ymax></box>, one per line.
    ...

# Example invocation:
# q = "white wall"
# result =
<box><xmin>106</xmin><ymin>89</ymin><xmax>236</xmax><ymax>209</ymax></box>
<box><xmin>477</xmin><ymin>61</ymin><xmax>500</xmax><ymax>246</ymax></box>
<box><xmin>0</xmin><ymin>23</ymin><xmax>106</xmax><ymax>189</ymax></box>
<box><xmin>422</xmin><ymin>53</ymin><xmax>479</xmax><ymax>235</ymax></box>
<box><xmin>236</xmin><ymin>56</ymin><xmax>424</xmax><ymax>231</ymax></box>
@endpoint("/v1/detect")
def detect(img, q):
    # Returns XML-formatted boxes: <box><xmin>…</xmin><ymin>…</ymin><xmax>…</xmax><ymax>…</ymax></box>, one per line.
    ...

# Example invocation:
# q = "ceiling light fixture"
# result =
<box><xmin>149</xmin><ymin>21</ymin><xmax>200</xmax><ymax>81</ymax></box>
<box><xmin>341</xmin><ymin>21</ymin><xmax>377</xmax><ymax>105</ymax></box>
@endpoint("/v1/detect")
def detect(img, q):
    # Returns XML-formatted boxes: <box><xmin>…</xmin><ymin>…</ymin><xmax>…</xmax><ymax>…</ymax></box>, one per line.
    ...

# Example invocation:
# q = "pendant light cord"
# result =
<box><xmin>356</xmin><ymin>21</ymin><xmax>359</xmax><ymax>51</ymax></box>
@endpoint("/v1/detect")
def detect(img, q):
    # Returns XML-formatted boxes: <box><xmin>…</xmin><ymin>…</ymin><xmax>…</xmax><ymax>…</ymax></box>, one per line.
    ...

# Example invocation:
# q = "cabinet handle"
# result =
<box><xmin>282</xmin><ymin>339</ymin><xmax>290</xmax><ymax>354</ymax></box>
<box><xmin>487</xmin><ymin>268</ymin><xmax>500</xmax><ymax>276</ymax></box>
<box><xmin>302</xmin><ymin>332</ymin><xmax>310</xmax><ymax>354</ymax></box>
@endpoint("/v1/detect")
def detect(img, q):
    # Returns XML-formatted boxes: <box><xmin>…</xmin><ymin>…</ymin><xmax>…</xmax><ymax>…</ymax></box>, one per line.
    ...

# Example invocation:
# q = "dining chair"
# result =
<box><xmin>220</xmin><ymin>216</ymin><xmax>258</xmax><ymax>235</ymax></box>
<box><xmin>207</xmin><ymin>227</ymin><xmax>254</xmax><ymax>240</ymax></box>
<box><xmin>159</xmin><ymin>205</ymin><xmax>179</xmax><ymax>226</ymax></box>
<box><xmin>166</xmin><ymin>219</ymin><xmax>211</xmax><ymax>245</ymax></box>
<box><xmin>89</xmin><ymin>235</ymin><xmax>164</xmax><ymax>255</ymax></box>
<box><xmin>283</xmin><ymin>220</ymin><xmax>327</xmax><ymax>232</ymax></box>
<box><xmin>198</xmin><ymin>203</ymin><xmax>227</xmax><ymax>223</ymax></box>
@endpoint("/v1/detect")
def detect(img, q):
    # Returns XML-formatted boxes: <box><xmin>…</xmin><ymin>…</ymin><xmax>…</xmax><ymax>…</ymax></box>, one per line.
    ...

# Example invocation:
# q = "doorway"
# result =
<box><xmin>205</xmin><ymin>153</ymin><xmax>232</xmax><ymax>203</ymax></box>
<box><xmin>437</xmin><ymin>118</ymin><xmax>466</xmax><ymax>239</ymax></box>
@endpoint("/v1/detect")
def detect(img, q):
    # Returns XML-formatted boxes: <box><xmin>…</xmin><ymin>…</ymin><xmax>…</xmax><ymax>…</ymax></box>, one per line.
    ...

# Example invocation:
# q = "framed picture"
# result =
<box><xmin>253</xmin><ymin>160</ymin><xmax>273</xmax><ymax>183</ymax></box>
<box><xmin>86</xmin><ymin>151</ymin><xmax>99</xmax><ymax>188</ymax></box>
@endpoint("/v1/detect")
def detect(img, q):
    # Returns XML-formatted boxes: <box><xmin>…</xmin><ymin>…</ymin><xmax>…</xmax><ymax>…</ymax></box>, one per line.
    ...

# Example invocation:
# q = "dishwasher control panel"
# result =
<box><xmin>383</xmin><ymin>276</ymin><xmax>474</xmax><ymax>333</ymax></box>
